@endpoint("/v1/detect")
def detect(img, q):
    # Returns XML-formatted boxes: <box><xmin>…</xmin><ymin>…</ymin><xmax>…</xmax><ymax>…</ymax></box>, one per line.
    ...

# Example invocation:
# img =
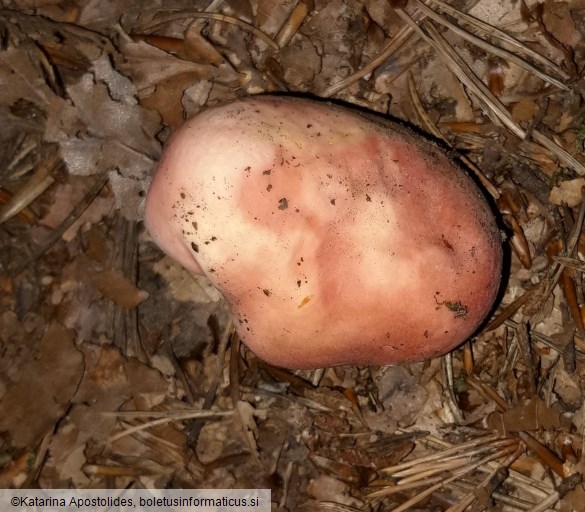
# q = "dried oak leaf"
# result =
<box><xmin>0</xmin><ymin>322</ymin><xmax>84</xmax><ymax>448</ymax></box>
<box><xmin>88</xmin><ymin>268</ymin><xmax>149</xmax><ymax>309</ymax></box>
<box><xmin>46</xmin><ymin>344</ymin><xmax>168</xmax><ymax>485</ymax></box>
<box><xmin>0</xmin><ymin>46</ymin><xmax>55</xmax><ymax>107</ymax></box>
<box><xmin>45</xmin><ymin>55</ymin><xmax>161</xmax><ymax>220</ymax></box>
<box><xmin>541</xmin><ymin>0</ymin><xmax>581</xmax><ymax>47</ymax></box>
<box><xmin>487</xmin><ymin>396</ymin><xmax>561</xmax><ymax>433</ymax></box>
<box><xmin>46</xmin><ymin>56</ymin><xmax>161</xmax><ymax>176</ymax></box>
<box><xmin>549</xmin><ymin>178</ymin><xmax>585</xmax><ymax>208</ymax></box>
<box><xmin>118</xmin><ymin>37</ymin><xmax>239</xmax><ymax>126</ymax></box>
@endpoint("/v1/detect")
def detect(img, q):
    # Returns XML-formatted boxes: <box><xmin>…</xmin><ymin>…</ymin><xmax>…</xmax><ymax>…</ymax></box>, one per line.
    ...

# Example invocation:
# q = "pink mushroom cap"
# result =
<box><xmin>145</xmin><ymin>96</ymin><xmax>502</xmax><ymax>369</ymax></box>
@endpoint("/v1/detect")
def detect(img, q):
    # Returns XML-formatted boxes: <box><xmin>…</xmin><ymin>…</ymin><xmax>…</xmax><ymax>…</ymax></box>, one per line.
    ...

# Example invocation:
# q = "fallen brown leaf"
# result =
<box><xmin>0</xmin><ymin>322</ymin><xmax>84</xmax><ymax>448</ymax></box>
<box><xmin>89</xmin><ymin>269</ymin><xmax>149</xmax><ymax>309</ymax></box>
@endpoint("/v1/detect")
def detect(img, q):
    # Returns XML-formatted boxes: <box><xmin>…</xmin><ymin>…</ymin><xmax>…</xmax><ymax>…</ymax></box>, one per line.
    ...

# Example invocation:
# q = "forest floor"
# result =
<box><xmin>1</xmin><ymin>0</ymin><xmax>585</xmax><ymax>510</ymax></box>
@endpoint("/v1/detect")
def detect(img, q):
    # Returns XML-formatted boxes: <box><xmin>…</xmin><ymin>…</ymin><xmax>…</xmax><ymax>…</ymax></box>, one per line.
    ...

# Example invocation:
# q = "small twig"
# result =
<box><xmin>367</xmin><ymin>475</ymin><xmax>445</xmax><ymax>498</ymax></box>
<box><xmin>442</xmin><ymin>353</ymin><xmax>464</xmax><ymax>423</ymax></box>
<box><xmin>407</xmin><ymin>72</ymin><xmax>500</xmax><ymax>199</ymax></box>
<box><xmin>554</xmin><ymin>256</ymin><xmax>585</xmax><ymax>273</ymax></box>
<box><xmin>278</xmin><ymin>461</ymin><xmax>294</xmax><ymax>510</ymax></box>
<box><xmin>524</xmin><ymin>491</ymin><xmax>560</xmax><ymax>512</ymax></box>
<box><xmin>484</xmin><ymin>287</ymin><xmax>537</xmax><ymax>332</ymax></box>
<box><xmin>504</xmin><ymin>319</ymin><xmax>582</xmax><ymax>359</ymax></box>
<box><xmin>447</xmin><ymin>479</ymin><xmax>535</xmax><ymax>510</ymax></box>
<box><xmin>398</xmin><ymin>428</ymin><xmax>555</xmax><ymax>497</ymax></box>
<box><xmin>381</xmin><ymin>434</ymin><xmax>503</xmax><ymax>474</ymax></box>
<box><xmin>5</xmin><ymin>135</ymin><xmax>37</xmax><ymax>177</ymax></box>
<box><xmin>391</xmin><ymin>440</ymin><xmax>517</xmax><ymax>481</ymax></box>
<box><xmin>407</xmin><ymin>71</ymin><xmax>444</xmax><ymax>140</ymax></box>
<box><xmin>136</xmin><ymin>11</ymin><xmax>279</xmax><ymax>49</ymax></box>
<box><xmin>275</xmin><ymin>0</ymin><xmax>313</xmax><ymax>48</ymax></box>
<box><xmin>319</xmin><ymin>503</ymin><xmax>364</xmax><ymax>512</ymax></box>
<box><xmin>108</xmin><ymin>407</ymin><xmax>268</xmax><ymax>444</ymax></box>
<box><xmin>106</xmin><ymin>409</ymin><xmax>218</xmax><ymax>419</ymax></box>
<box><xmin>399</xmin><ymin>9</ymin><xmax>585</xmax><ymax>176</ymax></box>
<box><xmin>446</xmin><ymin>443</ymin><xmax>523</xmax><ymax>512</ymax></box>
<box><xmin>518</xmin><ymin>431</ymin><xmax>566</xmax><ymax>478</ymax></box>
<box><xmin>320</xmin><ymin>21</ymin><xmax>419</xmax><ymax>97</ymax></box>
<box><xmin>230</xmin><ymin>331</ymin><xmax>241</xmax><ymax>408</ymax></box>
<box><xmin>425</xmin><ymin>0</ymin><xmax>571</xmax><ymax>80</ymax></box>
<box><xmin>388</xmin><ymin>445</ymin><xmax>517</xmax><ymax>512</ymax></box>
<box><xmin>411</xmin><ymin>0</ymin><xmax>568</xmax><ymax>90</ymax></box>
<box><xmin>533</xmin><ymin>192</ymin><xmax>585</xmax><ymax>321</ymax></box>
<box><xmin>561</xmin><ymin>267</ymin><xmax>585</xmax><ymax>338</ymax></box>
<box><xmin>108</xmin><ymin>410</ymin><xmax>236</xmax><ymax>443</ymax></box>
<box><xmin>310</xmin><ymin>367</ymin><xmax>326</xmax><ymax>387</ymax></box>
<box><xmin>83</xmin><ymin>464</ymin><xmax>155</xmax><ymax>477</ymax></box>
<box><xmin>110</xmin><ymin>216</ymin><xmax>145</xmax><ymax>361</ymax></box>
<box><xmin>531</xmin><ymin>129</ymin><xmax>585</xmax><ymax>175</ymax></box>
<box><xmin>0</xmin><ymin>165</ymin><xmax>55</xmax><ymax>225</ymax></box>
<box><xmin>466</xmin><ymin>378</ymin><xmax>510</xmax><ymax>412</ymax></box>
<box><xmin>166</xmin><ymin>343</ymin><xmax>197</xmax><ymax>404</ymax></box>
<box><xmin>20</xmin><ymin>429</ymin><xmax>54</xmax><ymax>488</ymax></box>
<box><xmin>398</xmin><ymin>11</ymin><xmax>526</xmax><ymax>138</ymax></box>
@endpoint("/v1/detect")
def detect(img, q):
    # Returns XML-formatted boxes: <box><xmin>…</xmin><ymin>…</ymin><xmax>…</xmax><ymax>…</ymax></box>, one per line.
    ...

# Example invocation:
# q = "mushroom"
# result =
<box><xmin>145</xmin><ymin>96</ymin><xmax>502</xmax><ymax>369</ymax></box>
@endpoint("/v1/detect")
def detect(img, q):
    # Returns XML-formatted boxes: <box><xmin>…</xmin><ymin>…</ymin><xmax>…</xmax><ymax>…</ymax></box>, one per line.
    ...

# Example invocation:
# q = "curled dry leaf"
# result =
<box><xmin>118</xmin><ymin>33</ymin><xmax>239</xmax><ymax>128</ymax></box>
<box><xmin>88</xmin><ymin>269</ymin><xmax>149</xmax><ymax>309</ymax></box>
<box><xmin>549</xmin><ymin>178</ymin><xmax>585</xmax><ymax>208</ymax></box>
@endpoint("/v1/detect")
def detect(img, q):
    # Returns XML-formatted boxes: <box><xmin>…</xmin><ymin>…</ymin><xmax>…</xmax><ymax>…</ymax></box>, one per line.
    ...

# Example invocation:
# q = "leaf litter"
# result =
<box><xmin>0</xmin><ymin>0</ymin><xmax>585</xmax><ymax>510</ymax></box>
